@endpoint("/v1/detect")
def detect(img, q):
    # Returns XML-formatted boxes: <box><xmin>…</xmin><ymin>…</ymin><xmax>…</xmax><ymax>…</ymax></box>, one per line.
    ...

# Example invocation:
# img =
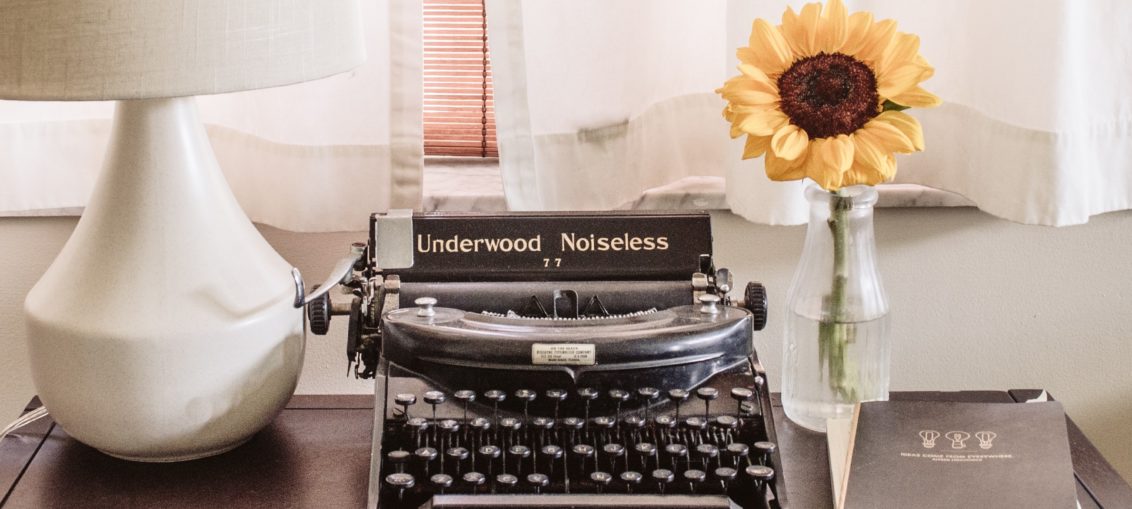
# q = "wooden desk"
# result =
<box><xmin>3</xmin><ymin>392</ymin><xmax>1130</xmax><ymax>508</ymax></box>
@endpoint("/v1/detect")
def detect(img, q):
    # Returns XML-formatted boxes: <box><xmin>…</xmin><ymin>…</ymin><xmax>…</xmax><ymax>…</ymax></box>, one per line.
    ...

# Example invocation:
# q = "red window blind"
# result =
<box><xmin>423</xmin><ymin>0</ymin><xmax>498</xmax><ymax>158</ymax></box>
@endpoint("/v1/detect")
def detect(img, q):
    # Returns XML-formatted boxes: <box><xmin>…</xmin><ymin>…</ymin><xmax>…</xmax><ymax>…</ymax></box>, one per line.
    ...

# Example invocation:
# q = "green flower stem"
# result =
<box><xmin>820</xmin><ymin>190</ymin><xmax>858</xmax><ymax>402</ymax></box>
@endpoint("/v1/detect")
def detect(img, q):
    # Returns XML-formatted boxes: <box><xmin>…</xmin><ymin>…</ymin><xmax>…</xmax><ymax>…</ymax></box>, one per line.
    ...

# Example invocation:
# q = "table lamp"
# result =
<box><xmin>0</xmin><ymin>1</ymin><xmax>364</xmax><ymax>461</ymax></box>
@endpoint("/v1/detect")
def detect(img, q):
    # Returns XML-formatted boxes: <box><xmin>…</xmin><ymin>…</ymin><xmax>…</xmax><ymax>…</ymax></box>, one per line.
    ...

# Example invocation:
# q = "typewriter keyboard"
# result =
<box><xmin>373</xmin><ymin>369</ymin><xmax>783</xmax><ymax>508</ymax></box>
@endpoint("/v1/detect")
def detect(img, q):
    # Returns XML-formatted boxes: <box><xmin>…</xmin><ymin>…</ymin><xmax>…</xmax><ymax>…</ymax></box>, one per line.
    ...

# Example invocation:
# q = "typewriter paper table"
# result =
<box><xmin>2</xmin><ymin>392</ymin><xmax>1130</xmax><ymax>508</ymax></box>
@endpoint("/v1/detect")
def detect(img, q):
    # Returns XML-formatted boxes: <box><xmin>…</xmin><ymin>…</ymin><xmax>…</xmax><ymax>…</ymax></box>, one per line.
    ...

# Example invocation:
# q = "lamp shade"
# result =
<box><xmin>0</xmin><ymin>0</ymin><xmax>365</xmax><ymax>100</ymax></box>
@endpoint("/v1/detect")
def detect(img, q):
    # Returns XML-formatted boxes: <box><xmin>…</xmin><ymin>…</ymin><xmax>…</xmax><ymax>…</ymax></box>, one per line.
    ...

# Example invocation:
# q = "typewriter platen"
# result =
<box><xmin>305</xmin><ymin>210</ymin><xmax>783</xmax><ymax>508</ymax></box>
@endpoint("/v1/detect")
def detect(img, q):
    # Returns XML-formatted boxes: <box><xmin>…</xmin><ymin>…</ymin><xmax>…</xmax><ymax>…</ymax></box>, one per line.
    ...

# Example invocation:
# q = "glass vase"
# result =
<box><xmin>782</xmin><ymin>184</ymin><xmax>891</xmax><ymax>432</ymax></box>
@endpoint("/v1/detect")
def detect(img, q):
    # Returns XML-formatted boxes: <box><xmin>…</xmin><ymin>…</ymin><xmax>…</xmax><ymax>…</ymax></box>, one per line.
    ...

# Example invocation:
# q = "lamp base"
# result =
<box><xmin>24</xmin><ymin>97</ymin><xmax>304</xmax><ymax>462</ymax></box>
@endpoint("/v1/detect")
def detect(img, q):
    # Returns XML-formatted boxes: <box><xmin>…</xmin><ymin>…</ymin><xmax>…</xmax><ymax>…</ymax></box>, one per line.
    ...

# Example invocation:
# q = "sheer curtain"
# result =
<box><xmin>487</xmin><ymin>0</ymin><xmax>1132</xmax><ymax>226</ymax></box>
<box><xmin>0</xmin><ymin>0</ymin><xmax>422</xmax><ymax>233</ymax></box>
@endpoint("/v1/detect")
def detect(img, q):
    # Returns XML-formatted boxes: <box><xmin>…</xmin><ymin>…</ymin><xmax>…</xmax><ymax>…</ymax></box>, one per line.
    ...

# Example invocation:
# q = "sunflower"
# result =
<box><xmin>717</xmin><ymin>0</ymin><xmax>940</xmax><ymax>191</ymax></box>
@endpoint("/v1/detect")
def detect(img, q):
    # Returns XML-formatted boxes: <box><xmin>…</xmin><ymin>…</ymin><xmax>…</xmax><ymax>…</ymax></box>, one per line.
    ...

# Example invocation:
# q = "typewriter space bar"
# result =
<box><xmin>422</xmin><ymin>494</ymin><xmax>739</xmax><ymax>508</ymax></box>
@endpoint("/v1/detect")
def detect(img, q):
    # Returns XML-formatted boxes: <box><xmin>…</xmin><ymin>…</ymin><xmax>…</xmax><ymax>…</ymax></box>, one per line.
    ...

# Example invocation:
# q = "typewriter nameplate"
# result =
<box><xmin>531</xmin><ymin>343</ymin><xmax>596</xmax><ymax>366</ymax></box>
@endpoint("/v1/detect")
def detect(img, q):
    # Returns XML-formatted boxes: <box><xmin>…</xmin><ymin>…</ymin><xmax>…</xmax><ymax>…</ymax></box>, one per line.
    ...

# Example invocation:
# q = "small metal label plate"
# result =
<box><xmin>531</xmin><ymin>343</ymin><xmax>596</xmax><ymax>366</ymax></box>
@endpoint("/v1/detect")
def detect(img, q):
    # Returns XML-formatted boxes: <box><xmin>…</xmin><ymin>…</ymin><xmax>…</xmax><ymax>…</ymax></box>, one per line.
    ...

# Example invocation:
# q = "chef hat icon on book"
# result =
<box><xmin>975</xmin><ymin>431</ymin><xmax>998</xmax><ymax>449</ymax></box>
<box><xmin>918</xmin><ymin>430</ymin><xmax>940</xmax><ymax>449</ymax></box>
<box><xmin>945</xmin><ymin>431</ymin><xmax>972</xmax><ymax>449</ymax></box>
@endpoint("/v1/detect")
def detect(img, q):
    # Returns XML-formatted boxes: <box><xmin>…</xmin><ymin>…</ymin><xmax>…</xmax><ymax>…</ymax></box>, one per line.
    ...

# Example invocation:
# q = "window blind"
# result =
<box><xmin>423</xmin><ymin>0</ymin><xmax>498</xmax><ymax>158</ymax></box>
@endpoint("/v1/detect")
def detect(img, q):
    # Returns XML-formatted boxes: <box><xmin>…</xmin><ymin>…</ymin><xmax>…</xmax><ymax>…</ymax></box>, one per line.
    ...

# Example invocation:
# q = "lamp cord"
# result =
<box><xmin>0</xmin><ymin>406</ymin><xmax>49</xmax><ymax>442</ymax></box>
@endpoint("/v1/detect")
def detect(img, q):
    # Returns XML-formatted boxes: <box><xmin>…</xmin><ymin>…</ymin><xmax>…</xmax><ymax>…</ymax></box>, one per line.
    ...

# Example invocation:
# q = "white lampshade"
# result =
<box><xmin>0</xmin><ymin>0</ymin><xmax>364</xmax><ymax>100</ymax></box>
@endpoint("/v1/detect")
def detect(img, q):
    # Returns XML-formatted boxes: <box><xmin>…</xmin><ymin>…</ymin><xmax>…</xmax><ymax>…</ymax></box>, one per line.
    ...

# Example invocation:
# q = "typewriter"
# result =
<box><xmin>302</xmin><ymin>210</ymin><xmax>783</xmax><ymax>508</ymax></box>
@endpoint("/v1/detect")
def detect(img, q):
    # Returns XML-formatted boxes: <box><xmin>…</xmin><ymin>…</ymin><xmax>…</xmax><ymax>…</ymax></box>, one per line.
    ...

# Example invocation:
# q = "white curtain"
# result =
<box><xmin>487</xmin><ymin>0</ymin><xmax>1132</xmax><ymax>226</ymax></box>
<box><xmin>0</xmin><ymin>0</ymin><xmax>422</xmax><ymax>233</ymax></box>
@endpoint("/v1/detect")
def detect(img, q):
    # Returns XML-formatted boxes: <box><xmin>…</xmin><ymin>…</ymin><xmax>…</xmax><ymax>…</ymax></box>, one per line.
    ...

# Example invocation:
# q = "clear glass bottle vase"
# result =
<box><xmin>782</xmin><ymin>184</ymin><xmax>891</xmax><ymax>432</ymax></box>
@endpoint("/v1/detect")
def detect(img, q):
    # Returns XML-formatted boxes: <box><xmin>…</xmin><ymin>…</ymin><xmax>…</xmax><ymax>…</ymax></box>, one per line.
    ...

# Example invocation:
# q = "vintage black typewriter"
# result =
<box><xmin>303</xmin><ymin>210</ymin><xmax>783</xmax><ymax>508</ymax></box>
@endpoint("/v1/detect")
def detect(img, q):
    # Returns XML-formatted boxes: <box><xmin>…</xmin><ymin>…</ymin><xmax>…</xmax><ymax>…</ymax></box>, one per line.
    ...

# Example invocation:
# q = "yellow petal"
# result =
<box><xmin>746</xmin><ymin>19</ymin><xmax>794</xmax><ymax>75</ymax></box>
<box><xmin>877</xmin><ymin>33</ymin><xmax>920</xmax><ymax>77</ymax></box>
<box><xmin>723</xmin><ymin>87</ymin><xmax>779</xmax><ymax>107</ymax></box>
<box><xmin>850</xmin><ymin>131</ymin><xmax>887</xmax><ymax>177</ymax></box>
<box><xmin>770</xmin><ymin>123</ymin><xmax>810</xmax><ymax>161</ymax></box>
<box><xmin>738</xmin><ymin>64</ymin><xmax>778</xmax><ymax>94</ymax></box>
<box><xmin>875</xmin><ymin>110</ymin><xmax>924</xmax><ymax>151</ymax></box>
<box><xmin>742</xmin><ymin>135</ymin><xmax>772</xmax><ymax>159</ymax></box>
<box><xmin>890</xmin><ymin>85</ymin><xmax>942</xmax><ymax>109</ymax></box>
<box><xmin>856</xmin><ymin>19</ymin><xmax>896</xmax><ymax>67</ymax></box>
<box><xmin>860</xmin><ymin>117</ymin><xmax>916</xmax><ymax>153</ymax></box>
<box><xmin>803</xmin><ymin>139</ymin><xmax>843</xmax><ymax>191</ymax></box>
<box><xmin>819</xmin><ymin>0</ymin><xmax>849</xmax><ymax>54</ymax></box>
<box><xmin>820</xmin><ymin>134</ymin><xmax>855</xmax><ymax>173</ymax></box>
<box><xmin>765</xmin><ymin>148</ymin><xmax>807</xmax><ymax>181</ymax></box>
<box><xmin>781</xmin><ymin>2</ymin><xmax>822</xmax><ymax>57</ymax></box>
<box><xmin>840</xmin><ymin>11</ymin><xmax>874</xmax><ymax>55</ymax></box>
<box><xmin>877</xmin><ymin>62</ymin><xmax>932</xmax><ymax>99</ymax></box>
<box><xmin>735</xmin><ymin>108</ymin><xmax>789</xmax><ymax>137</ymax></box>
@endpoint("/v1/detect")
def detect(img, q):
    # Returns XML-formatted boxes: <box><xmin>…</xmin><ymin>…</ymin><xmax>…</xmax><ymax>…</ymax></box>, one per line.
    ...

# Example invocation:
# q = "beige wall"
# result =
<box><xmin>2</xmin><ymin>209</ymin><xmax>1130</xmax><ymax>482</ymax></box>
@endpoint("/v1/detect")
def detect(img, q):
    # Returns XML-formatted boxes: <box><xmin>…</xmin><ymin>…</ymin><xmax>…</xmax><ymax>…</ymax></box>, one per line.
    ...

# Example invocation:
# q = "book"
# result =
<box><xmin>834</xmin><ymin>400</ymin><xmax>1078</xmax><ymax>509</ymax></box>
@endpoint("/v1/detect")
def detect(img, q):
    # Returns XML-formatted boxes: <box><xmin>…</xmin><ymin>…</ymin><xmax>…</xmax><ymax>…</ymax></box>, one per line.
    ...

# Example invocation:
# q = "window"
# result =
<box><xmin>422</xmin><ymin>0</ymin><xmax>498</xmax><ymax>158</ymax></box>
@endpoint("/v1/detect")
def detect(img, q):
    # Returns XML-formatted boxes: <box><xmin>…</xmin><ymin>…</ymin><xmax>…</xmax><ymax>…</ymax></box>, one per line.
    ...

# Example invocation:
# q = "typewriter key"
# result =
<box><xmin>515</xmin><ymin>389</ymin><xmax>536</xmax><ymax>427</ymax></box>
<box><xmin>730</xmin><ymin>387</ymin><xmax>754</xmax><ymax>420</ymax></box>
<box><xmin>384</xmin><ymin>472</ymin><xmax>415</xmax><ymax>501</ymax></box>
<box><xmin>577</xmin><ymin>388</ymin><xmax>598</xmax><ymax>430</ymax></box>
<box><xmin>695</xmin><ymin>387</ymin><xmax>719</xmax><ymax>421</ymax></box>
<box><xmin>394</xmin><ymin>393</ymin><xmax>417</xmax><ymax>419</ymax></box>
<box><xmin>454</xmin><ymin>390</ymin><xmax>476</xmax><ymax>424</ymax></box>
<box><xmin>430</xmin><ymin>473</ymin><xmax>454</xmax><ymax>493</ymax></box>
<box><xmin>496</xmin><ymin>473</ymin><xmax>519</xmax><ymax>492</ymax></box>
<box><xmin>620</xmin><ymin>470</ymin><xmax>643</xmax><ymax>493</ymax></box>
<box><xmin>726</xmin><ymin>442</ymin><xmax>750</xmax><ymax>467</ymax></box>
<box><xmin>652</xmin><ymin>468</ymin><xmax>675</xmax><ymax>494</ymax></box>
<box><xmin>714</xmin><ymin>414</ymin><xmax>739</xmax><ymax>431</ymax></box>
<box><xmin>634</xmin><ymin>442</ymin><xmax>657</xmax><ymax>471</ymax></box>
<box><xmin>463</xmin><ymin>471</ymin><xmax>486</xmax><ymax>493</ymax></box>
<box><xmin>484</xmin><ymin>390</ymin><xmax>506</xmax><ymax>426</ymax></box>
<box><xmin>608</xmin><ymin>389</ymin><xmax>629</xmax><ymax>423</ymax></box>
<box><xmin>508</xmin><ymin>445</ymin><xmax>531</xmax><ymax>475</ymax></box>
<box><xmin>387</xmin><ymin>449</ymin><xmax>411</xmax><ymax>473</ymax></box>
<box><xmin>527</xmin><ymin>473</ymin><xmax>550</xmax><ymax>494</ymax></box>
<box><xmin>668</xmin><ymin>389</ymin><xmax>689</xmax><ymax>422</ymax></box>
<box><xmin>447</xmin><ymin>446</ymin><xmax>470</xmax><ymax>474</ymax></box>
<box><xmin>541</xmin><ymin>445</ymin><xmax>563</xmax><ymax>480</ymax></box>
<box><xmin>637</xmin><ymin>387</ymin><xmax>660</xmax><ymax>423</ymax></box>
<box><xmin>622</xmin><ymin>415</ymin><xmax>645</xmax><ymax>432</ymax></box>
<box><xmin>571</xmin><ymin>444</ymin><xmax>595</xmax><ymax>471</ymax></box>
<box><xmin>439</xmin><ymin>419</ymin><xmax>460</xmax><ymax>451</ymax></box>
<box><xmin>754</xmin><ymin>440</ymin><xmax>777</xmax><ymax>465</ymax></box>
<box><xmin>665</xmin><ymin>443</ymin><xmax>689</xmax><ymax>470</ymax></box>
<box><xmin>590</xmin><ymin>471</ymin><xmax>613</xmax><ymax>493</ymax></box>
<box><xmin>684</xmin><ymin>468</ymin><xmax>706</xmax><ymax>493</ymax></box>
<box><xmin>602</xmin><ymin>443</ymin><xmax>625</xmax><ymax>472</ymax></box>
<box><xmin>545</xmin><ymin>389</ymin><xmax>567</xmax><ymax>423</ymax></box>
<box><xmin>714</xmin><ymin>466</ymin><xmax>738</xmax><ymax>491</ymax></box>
<box><xmin>695</xmin><ymin>443</ymin><xmax>720</xmax><ymax>470</ymax></box>
<box><xmin>745</xmin><ymin>464</ymin><xmax>775</xmax><ymax>489</ymax></box>
<box><xmin>415</xmin><ymin>447</ymin><xmax>438</xmax><ymax>475</ymax></box>
<box><xmin>478</xmin><ymin>445</ymin><xmax>501</xmax><ymax>476</ymax></box>
<box><xmin>753</xmin><ymin>376</ymin><xmax>766</xmax><ymax>415</ymax></box>
<box><xmin>655</xmin><ymin>415</ymin><xmax>676</xmax><ymax>442</ymax></box>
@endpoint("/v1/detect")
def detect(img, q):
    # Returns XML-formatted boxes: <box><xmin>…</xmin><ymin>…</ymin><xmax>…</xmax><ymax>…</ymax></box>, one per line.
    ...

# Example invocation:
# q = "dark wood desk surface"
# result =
<box><xmin>2</xmin><ymin>391</ymin><xmax>1130</xmax><ymax>508</ymax></box>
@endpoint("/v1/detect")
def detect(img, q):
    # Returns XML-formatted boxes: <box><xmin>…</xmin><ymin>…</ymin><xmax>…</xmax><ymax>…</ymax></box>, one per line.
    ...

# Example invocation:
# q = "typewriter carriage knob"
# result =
<box><xmin>742</xmin><ymin>281</ymin><xmax>769</xmax><ymax>331</ymax></box>
<box><xmin>307</xmin><ymin>285</ymin><xmax>331</xmax><ymax>335</ymax></box>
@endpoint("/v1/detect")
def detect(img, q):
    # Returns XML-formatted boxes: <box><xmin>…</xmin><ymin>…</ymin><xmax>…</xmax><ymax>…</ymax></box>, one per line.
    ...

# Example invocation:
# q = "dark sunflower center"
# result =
<box><xmin>777</xmin><ymin>52</ymin><xmax>878</xmax><ymax>139</ymax></box>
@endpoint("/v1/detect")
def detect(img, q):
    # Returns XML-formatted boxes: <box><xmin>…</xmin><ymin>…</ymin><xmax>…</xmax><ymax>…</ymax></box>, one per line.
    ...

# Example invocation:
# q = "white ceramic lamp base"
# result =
<box><xmin>24</xmin><ymin>97</ymin><xmax>304</xmax><ymax>462</ymax></box>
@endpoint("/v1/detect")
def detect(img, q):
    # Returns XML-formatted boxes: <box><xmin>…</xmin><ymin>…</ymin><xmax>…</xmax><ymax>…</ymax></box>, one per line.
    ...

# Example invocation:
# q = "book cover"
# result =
<box><xmin>839</xmin><ymin>400</ymin><xmax>1077</xmax><ymax>509</ymax></box>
